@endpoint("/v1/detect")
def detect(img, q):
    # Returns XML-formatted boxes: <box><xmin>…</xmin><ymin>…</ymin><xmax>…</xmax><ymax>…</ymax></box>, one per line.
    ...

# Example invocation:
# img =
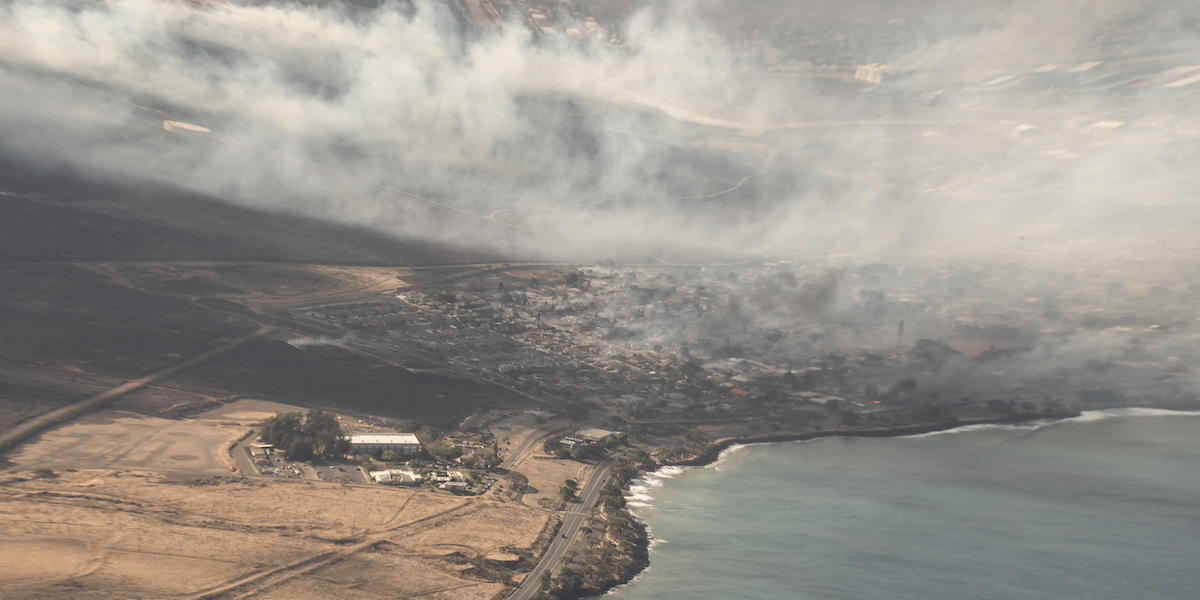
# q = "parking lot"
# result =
<box><xmin>313</xmin><ymin>463</ymin><xmax>369</xmax><ymax>484</ymax></box>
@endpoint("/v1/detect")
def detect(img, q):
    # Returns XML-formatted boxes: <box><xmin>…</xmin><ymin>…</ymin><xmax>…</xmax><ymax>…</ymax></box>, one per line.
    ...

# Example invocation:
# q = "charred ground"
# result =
<box><xmin>0</xmin><ymin>159</ymin><xmax>530</xmax><ymax>435</ymax></box>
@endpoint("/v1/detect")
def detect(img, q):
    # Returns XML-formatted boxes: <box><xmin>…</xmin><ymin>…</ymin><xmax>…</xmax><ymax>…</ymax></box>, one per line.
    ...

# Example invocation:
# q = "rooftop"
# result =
<box><xmin>576</xmin><ymin>428</ymin><xmax>617</xmax><ymax>442</ymax></box>
<box><xmin>348</xmin><ymin>433</ymin><xmax>420</xmax><ymax>445</ymax></box>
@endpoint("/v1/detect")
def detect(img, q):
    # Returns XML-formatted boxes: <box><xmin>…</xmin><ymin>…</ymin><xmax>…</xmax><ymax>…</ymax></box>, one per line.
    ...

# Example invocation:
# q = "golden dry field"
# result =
<box><xmin>0</xmin><ymin>469</ymin><xmax>554</xmax><ymax>599</ymax></box>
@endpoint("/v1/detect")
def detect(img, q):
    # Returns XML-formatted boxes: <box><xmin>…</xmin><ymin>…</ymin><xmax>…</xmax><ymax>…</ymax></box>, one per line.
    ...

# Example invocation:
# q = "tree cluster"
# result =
<box><xmin>260</xmin><ymin>409</ymin><xmax>349</xmax><ymax>461</ymax></box>
<box><xmin>559</xmin><ymin>478</ymin><xmax>579</xmax><ymax>502</ymax></box>
<box><xmin>503</xmin><ymin>470</ymin><xmax>529</xmax><ymax>494</ymax></box>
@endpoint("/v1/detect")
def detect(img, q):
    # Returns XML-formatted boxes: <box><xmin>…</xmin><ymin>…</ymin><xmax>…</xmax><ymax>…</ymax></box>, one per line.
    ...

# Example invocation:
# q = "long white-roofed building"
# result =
<box><xmin>347</xmin><ymin>433</ymin><xmax>422</xmax><ymax>456</ymax></box>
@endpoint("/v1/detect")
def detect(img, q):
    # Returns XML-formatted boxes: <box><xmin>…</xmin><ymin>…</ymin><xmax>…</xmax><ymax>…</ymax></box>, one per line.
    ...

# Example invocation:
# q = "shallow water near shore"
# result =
<box><xmin>607</xmin><ymin>409</ymin><xmax>1200</xmax><ymax>600</ymax></box>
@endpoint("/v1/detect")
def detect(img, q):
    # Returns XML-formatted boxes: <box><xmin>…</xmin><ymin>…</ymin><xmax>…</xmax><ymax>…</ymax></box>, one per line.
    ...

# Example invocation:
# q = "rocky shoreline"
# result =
<box><xmin>664</xmin><ymin>409</ymin><xmax>1081</xmax><ymax>469</ymax></box>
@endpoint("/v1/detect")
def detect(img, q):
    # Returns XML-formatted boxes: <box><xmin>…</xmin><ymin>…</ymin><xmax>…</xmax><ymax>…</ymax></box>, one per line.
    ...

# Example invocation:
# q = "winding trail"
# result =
<box><xmin>669</xmin><ymin>166</ymin><xmax>771</xmax><ymax>201</ymax></box>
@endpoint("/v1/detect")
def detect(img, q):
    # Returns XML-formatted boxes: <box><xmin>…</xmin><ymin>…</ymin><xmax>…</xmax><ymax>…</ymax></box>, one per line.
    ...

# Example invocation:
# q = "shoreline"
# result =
<box><xmin>591</xmin><ymin>406</ymin><xmax>1200</xmax><ymax>600</ymax></box>
<box><xmin>660</xmin><ymin>410</ymin><xmax>1082</xmax><ymax>469</ymax></box>
<box><xmin>573</xmin><ymin>405</ymin><xmax>1200</xmax><ymax>598</ymax></box>
<box><xmin>586</xmin><ymin>409</ymin><xmax>1082</xmax><ymax>599</ymax></box>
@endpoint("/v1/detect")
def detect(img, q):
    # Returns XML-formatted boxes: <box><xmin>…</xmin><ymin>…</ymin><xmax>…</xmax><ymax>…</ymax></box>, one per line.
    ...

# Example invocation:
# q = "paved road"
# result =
<box><xmin>500</xmin><ymin>426</ymin><xmax>568</xmax><ymax>506</ymax></box>
<box><xmin>509</xmin><ymin>458</ymin><xmax>615</xmax><ymax>600</ymax></box>
<box><xmin>230</xmin><ymin>436</ymin><xmax>259</xmax><ymax>475</ymax></box>
<box><xmin>501</xmin><ymin>426</ymin><xmax>568</xmax><ymax>471</ymax></box>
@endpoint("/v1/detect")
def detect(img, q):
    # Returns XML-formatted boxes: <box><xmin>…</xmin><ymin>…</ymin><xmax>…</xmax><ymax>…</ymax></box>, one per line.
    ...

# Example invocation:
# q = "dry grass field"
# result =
<box><xmin>7</xmin><ymin>399</ymin><xmax>312</xmax><ymax>476</ymax></box>
<box><xmin>518</xmin><ymin>454</ymin><xmax>593</xmax><ymax>509</ymax></box>
<box><xmin>8</xmin><ymin>410</ymin><xmax>247</xmax><ymax>475</ymax></box>
<box><xmin>0</xmin><ymin>469</ymin><xmax>554</xmax><ymax>599</ymax></box>
<box><xmin>1</xmin><ymin>400</ymin><xmax>555</xmax><ymax>599</ymax></box>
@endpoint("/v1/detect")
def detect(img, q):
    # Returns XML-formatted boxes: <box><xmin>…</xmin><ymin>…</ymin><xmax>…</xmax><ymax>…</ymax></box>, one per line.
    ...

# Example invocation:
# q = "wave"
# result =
<box><xmin>626</xmin><ymin>491</ymin><xmax>655</xmax><ymax>503</ymax></box>
<box><xmin>902</xmin><ymin>407</ymin><xmax>1200</xmax><ymax>439</ymax></box>
<box><xmin>632</xmin><ymin>477</ymin><xmax>664</xmax><ymax>489</ymax></box>
<box><xmin>652</xmin><ymin>465</ymin><xmax>686</xmax><ymax>479</ymax></box>
<box><xmin>900</xmin><ymin>422</ymin><xmax>1048</xmax><ymax>438</ymax></box>
<box><xmin>623</xmin><ymin>464</ymin><xmax>692</xmax><ymax>513</ymax></box>
<box><xmin>710</xmin><ymin>443</ymin><xmax>748</xmax><ymax>471</ymax></box>
<box><xmin>1065</xmin><ymin>407</ymin><xmax>1200</xmax><ymax>422</ymax></box>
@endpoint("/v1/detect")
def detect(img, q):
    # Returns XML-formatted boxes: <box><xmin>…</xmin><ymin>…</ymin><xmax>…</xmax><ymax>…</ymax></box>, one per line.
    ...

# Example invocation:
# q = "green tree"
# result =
<box><xmin>260</xmin><ymin>412</ymin><xmax>303</xmax><ymax>449</ymax></box>
<box><xmin>554</xmin><ymin>566</ymin><xmax>584</xmax><ymax>594</ymax></box>
<box><xmin>286</xmin><ymin>439</ymin><xmax>314</xmax><ymax>461</ymax></box>
<box><xmin>625</xmin><ymin>449</ymin><xmax>654</xmax><ymax>469</ymax></box>
<box><xmin>426</xmin><ymin>439</ymin><xmax>462</xmax><ymax>461</ymax></box>
<box><xmin>559</xmin><ymin>478</ymin><xmax>579</xmax><ymax>502</ymax></box>
<box><xmin>302</xmin><ymin>409</ymin><xmax>348</xmax><ymax>457</ymax></box>
<box><xmin>610</xmin><ymin>461</ymin><xmax>638</xmax><ymax>482</ymax></box>
<box><xmin>260</xmin><ymin>410</ymin><xmax>347</xmax><ymax>460</ymax></box>
<box><xmin>570</xmin><ymin>443</ymin><xmax>604</xmax><ymax>461</ymax></box>
<box><xmin>504</xmin><ymin>471</ymin><xmax>529</xmax><ymax>494</ymax></box>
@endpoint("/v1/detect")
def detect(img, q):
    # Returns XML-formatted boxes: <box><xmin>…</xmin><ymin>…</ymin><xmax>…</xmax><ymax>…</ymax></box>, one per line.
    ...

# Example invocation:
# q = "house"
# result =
<box><xmin>348</xmin><ymin>433</ymin><xmax>422</xmax><ymax>456</ymax></box>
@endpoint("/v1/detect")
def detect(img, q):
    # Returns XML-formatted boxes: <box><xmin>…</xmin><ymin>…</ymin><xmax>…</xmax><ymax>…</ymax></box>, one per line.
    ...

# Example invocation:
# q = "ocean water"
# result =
<box><xmin>608</xmin><ymin>409</ymin><xmax>1200</xmax><ymax>600</ymax></box>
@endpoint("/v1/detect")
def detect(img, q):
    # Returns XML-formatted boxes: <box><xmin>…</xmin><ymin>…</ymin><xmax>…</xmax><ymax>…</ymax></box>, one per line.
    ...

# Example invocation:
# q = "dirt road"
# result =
<box><xmin>0</xmin><ymin>327</ymin><xmax>267</xmax><ymax>455</ymax></box>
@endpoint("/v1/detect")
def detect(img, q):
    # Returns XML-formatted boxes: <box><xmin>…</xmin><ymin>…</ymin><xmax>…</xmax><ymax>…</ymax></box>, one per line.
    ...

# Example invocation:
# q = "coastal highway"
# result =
<box><xmin>509</xmin><ymin>458</ymin><xmax>615</xmax><ymax>600</ymax></box>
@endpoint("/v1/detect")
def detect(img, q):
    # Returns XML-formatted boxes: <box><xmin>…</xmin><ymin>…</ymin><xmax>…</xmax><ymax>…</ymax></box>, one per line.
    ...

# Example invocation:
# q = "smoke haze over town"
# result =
<box><xmin>2</xmin><ymin>0</ymin><xmax>1197</xmax><ymax>264</ymax></box>
<box><xmin>1</xmin><ymin>3</ymin><xmax>1198</xmax><ymax>598</ymax></box>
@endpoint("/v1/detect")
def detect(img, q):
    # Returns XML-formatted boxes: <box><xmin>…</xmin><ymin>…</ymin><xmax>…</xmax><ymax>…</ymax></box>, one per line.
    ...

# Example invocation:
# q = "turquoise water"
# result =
<box><xmin>608</xmin><ymin>409</ymin><xmax>1200</xmax><ymax>600</ymax></box>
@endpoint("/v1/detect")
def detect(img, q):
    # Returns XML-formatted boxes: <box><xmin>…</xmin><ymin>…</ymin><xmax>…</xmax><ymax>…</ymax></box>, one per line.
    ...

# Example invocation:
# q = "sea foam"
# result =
<box><xmin>623</xmin><ymin>464</ymin><xmax>693</xmax><ymax>514</ymax></box>
<box><xmin>902</xmin><ymin>407</ymin><xmax>1200</xmax><ymax>439</ymax></box>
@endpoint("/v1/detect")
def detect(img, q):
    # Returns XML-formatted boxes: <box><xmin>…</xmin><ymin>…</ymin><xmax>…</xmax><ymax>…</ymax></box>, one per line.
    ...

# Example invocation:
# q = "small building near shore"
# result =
<box><xmin>348</xmin><ymin>433</ymin><xmax>422</xmax><ymax>456</ymax></box>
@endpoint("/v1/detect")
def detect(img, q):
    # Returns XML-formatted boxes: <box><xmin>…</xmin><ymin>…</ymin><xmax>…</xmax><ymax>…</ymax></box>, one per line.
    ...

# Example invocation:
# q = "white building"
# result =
<box><xmin>348</xmin><ymin>433</ymin><xmax>422</xmax><ymax>456</ymax></box>
<box><xmin>369</xmin><ymin>469</ymin><xmax>422</xmax><ymax>484</ymax></box>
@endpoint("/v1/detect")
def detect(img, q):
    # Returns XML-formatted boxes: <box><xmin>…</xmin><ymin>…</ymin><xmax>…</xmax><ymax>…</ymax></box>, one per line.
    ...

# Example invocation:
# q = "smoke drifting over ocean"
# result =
<box><xmin>1</xmin><ymin>0</ymin><xmax>1197</xmax><ymax>265</ymax></box>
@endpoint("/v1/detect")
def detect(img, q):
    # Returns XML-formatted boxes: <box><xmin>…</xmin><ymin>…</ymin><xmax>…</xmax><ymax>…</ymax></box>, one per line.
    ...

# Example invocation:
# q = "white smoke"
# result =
<box><xmin>0</xmin><ymin>0</ymin><xmax>1196</xmax><ymax>267</ymax></box>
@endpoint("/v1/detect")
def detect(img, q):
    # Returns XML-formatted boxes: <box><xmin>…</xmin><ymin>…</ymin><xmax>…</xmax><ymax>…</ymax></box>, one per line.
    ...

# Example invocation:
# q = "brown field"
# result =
<box><xmin>1</xmin><ymin>402</ymin><xmax>554</xmax><ymax>599</ymax></box>
<box><xmin>0</xmin><ymin>469</ymin><xmax>554</xmax><ymax>599</ymax></box>
<box><xmin>195</xmin><ymin>398</ymin><xmax>311</xmax><ymax>424</ymax></box>
<box><xmin>8</xmin><ymin>409</ymin><xmax>248</xmax><ymax>475</ymax></box>
<box><xmin>518</xmin><ymin>454</ymin><xmax>593</xmax><ymax>509</ymax></box>
<box><xmin>100</xmin><ymin>262</ymin><xmax>414</xmax><ymax>310</ymax></box>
